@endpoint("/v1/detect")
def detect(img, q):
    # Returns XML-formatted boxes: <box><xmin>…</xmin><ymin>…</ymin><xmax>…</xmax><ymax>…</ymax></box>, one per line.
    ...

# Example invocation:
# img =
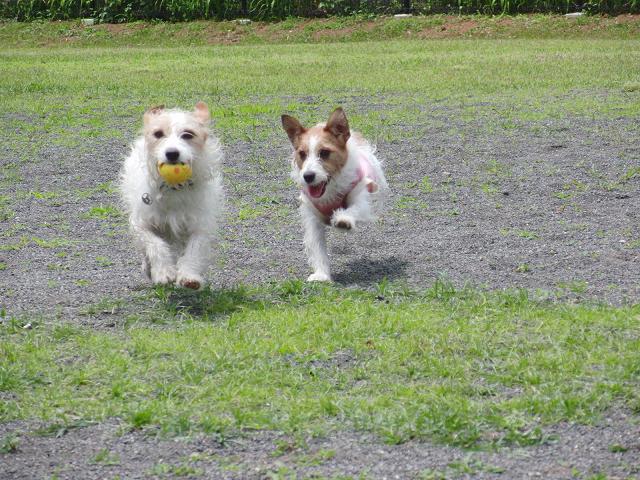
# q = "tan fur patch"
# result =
<box><xmin>143</xmin><ymin>114</ymin><xmax>172</xmax><ymax>150</ymax></box>
<box><xmin>193</xmin><ymin>102</ymin><xmax>210</xmax><ymax>124</ymax></box>
<box><xmin>282</xmin><ymin>108</ymin><xmax>351</xmax><ymax>175</ymax></box>
<box><xmin>307</xmin><ymin>125</ymin><xmax>349</xmax><ymax>176</ymax></box>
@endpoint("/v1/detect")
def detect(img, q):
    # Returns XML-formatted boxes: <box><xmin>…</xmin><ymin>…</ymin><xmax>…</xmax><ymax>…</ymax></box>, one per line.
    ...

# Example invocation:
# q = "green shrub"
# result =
<box><xmin>0</xmin><ymin>0</ymin><xmax>637</xmax><ymax>22</ymax></box>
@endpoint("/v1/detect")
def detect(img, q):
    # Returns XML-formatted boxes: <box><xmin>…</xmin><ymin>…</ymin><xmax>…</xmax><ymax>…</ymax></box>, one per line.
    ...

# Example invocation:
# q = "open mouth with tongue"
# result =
<box><xmin>306</xmin><ymin>180</ymin><xmax>327</xmax><ymax>198</ymax></box>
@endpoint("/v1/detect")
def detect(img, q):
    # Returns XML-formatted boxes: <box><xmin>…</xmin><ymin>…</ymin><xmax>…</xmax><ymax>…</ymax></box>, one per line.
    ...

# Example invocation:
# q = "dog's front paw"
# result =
<box><xmin>177</xmin><ymin>273</ymin><xmax>203</xmax><ymax>290</ymax></box>
<box><xmin>151</xmin><ymin>266</ymin><xmax>176</xmax><ymax>285</ymax></box>
<box><xmin>307</xmin><ymin>272</ymin><xmax>332</xmax><ymax>282</ymax></box>
<box><xmin>332</xmin><ymin>214</ymin><xmax>354</xmax><ymax>231</ymax></box>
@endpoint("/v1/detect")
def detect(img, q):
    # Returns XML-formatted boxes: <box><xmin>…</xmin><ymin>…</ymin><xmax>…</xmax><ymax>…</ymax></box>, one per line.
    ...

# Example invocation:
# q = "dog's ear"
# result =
<box><xmin>281</xmin><ymin>114</ymin><xmax>304</xmax><ymax>144</ymax></box>
<box><xmin>281</xmin><ymin>114</ymin><xmax>305</xmax><ymax>145</ymax></box>
<box><xmin>325</xmin><ymin>107</ymin><xmax>350</xmax><ymax>145</ymax></box>
<box><xmin>194</xmin><ymin>101</ymin><xmax>210</xmax><ymax>124</ymax></box>
<box><xmin>143</xmin><ymin>105</ymin><xmax>164</xmax><ymax>125</ymax></box>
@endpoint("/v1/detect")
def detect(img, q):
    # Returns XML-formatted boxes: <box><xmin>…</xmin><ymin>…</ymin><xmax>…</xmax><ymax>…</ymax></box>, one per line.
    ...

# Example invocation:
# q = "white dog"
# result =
<box><xmin>281</xmin><ymin>107</ymin><xmax>388</xmax><ymax>282</ymax></box>
<box><xmin>119</xmin><ymin>102</ymin><xmax>223</xmax><ymax>290</ymax></box>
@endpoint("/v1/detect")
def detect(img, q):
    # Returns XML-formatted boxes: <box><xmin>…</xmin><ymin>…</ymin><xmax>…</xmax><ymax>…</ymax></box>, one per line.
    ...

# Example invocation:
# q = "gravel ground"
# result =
<box><xmin>1</xmin><ymin>410</ymin><xmax>639</xmax><ymax>479</ymax></box>
<box><xmin>2</xmin><ymin>109</ymin><xmax>639</xmax><ymax>323</ymax></box>
<box><xmin>1</xmin><ymin>102</ymin><xmax>639</xmax><ymax>477</ymax></box>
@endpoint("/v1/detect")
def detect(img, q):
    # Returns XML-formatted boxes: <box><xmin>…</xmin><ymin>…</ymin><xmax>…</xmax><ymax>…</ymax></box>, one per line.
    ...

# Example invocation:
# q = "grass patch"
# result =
<box><xmin>1</xmin><ymin>281</ymin><xmax>639</xmax><ymax>448</ymax></box>
<box><xmin>0</xmin><ymin>236</ymin><xmax>73</xmax><ymax>252</ymax></box>
<box><xmin>95</xmin><ymin>256</ymin><xmax>113</xmax><ymax>267</ymax></box>
<box><xmin>83</xmin><ymin>205</ymin><xmax>122</xmax><ymax>220</ymax></box>
<box><xmin>608</xmin><ymin>443</ymin><xmax>629</xmax><ymax>453</ymax></box>
<box><xmin>1</xmin><ymin>16</ymin><xmax>639</xmax><ymax>49</ymax></box>
<box><xmin>90</xmin><ymin>448</ymin><xmax>120</xmax><ymax>465</ymax></box>
<box><xmin>0</xmin><ymin>433</ymin><xmax>19</xmax><ymax>453</ymax></box>
<box><xmin>0</xmin><ymin>32</ymin><xmax>639</xmax><ymax>145</ymax></box>
<box><xmin>621</xmin><ymin>166</ymin><xmax>640</xmax><ymax>183</ymax></box>
<box><xmin>149</xmin><ymin>461</ymin><xmax>204</xmax><ymax>477</ymax></box>
<box><xmin>0</xmin><ymin>194</ymin><xmax>15</xmax><ymax>222</ymax></box>
<box><xmin>75</xmin><ymin>181</ymin><xmax>116</xmax><ymax>199</ymax></box>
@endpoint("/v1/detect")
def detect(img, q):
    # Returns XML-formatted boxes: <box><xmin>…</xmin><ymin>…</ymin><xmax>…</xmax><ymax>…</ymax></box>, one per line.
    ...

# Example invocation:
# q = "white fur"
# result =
<box><xmin>119</xmin><ymin>107</ymin><xmax>223</xmax><ymax>289</ymax></box>
<box><xmin>292</xmin><ymin>131</ymin><xmax>388</xmax><ymax>283</ymax></box>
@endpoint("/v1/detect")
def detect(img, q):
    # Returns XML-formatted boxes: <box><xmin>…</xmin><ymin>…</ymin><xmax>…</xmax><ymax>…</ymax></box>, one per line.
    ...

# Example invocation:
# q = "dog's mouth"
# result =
<box><xmin>157</xmin><ymin>161</ymin><xmax>193</xmax><ymax>186</ymax></box>
<box><xmin>157</xmin><ymin>161</ymin><xmax>187</xmax><ymax>168</ymax></box>
<box><xmin>307</xmin><ymin>180</ymin><xmax>327</xmax><ymax>199</ymax></box>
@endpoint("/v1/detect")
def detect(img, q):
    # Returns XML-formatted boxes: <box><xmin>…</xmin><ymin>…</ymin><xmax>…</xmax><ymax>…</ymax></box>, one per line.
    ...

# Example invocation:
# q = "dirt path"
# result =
<box><xmin>1</xmin><ymin>110</ymin><xmax>638</xmax><ymax>322</ymax></box>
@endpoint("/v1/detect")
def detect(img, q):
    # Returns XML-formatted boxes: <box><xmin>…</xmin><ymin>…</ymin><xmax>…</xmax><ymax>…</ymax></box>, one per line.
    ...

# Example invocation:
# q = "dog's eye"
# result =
<box><xmin>153</xmin><ymin>130</ymin><xmax>164</xmax><ymax>139</ymax></box>
<box><xmin>181</xmin><ymin>131</ymin><xmax>195</xmax><ymax>140</ymax></box>
<box><xmin>298</xmin><ymin>151</ymin><xmax>307</xmax><ymax>160</ymax></box>
<box><xmin>319</xmin><ymin>149</ymin><xmax>331</xmax><ymax>160</ymax></box>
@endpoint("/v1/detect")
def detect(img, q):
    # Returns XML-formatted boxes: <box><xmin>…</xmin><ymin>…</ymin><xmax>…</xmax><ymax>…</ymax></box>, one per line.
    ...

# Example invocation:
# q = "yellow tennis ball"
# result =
<box><xmin>158</xmin><ymin>163</ymin><xmax>192</xmax><ymax>185</ymax></box>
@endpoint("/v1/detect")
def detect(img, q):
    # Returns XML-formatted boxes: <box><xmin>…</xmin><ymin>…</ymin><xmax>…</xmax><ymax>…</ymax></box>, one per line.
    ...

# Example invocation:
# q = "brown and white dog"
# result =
<box><xmin>281</xmin><ymin>107</ymin><xmax>388</xmax><ymax>282</ymax></box>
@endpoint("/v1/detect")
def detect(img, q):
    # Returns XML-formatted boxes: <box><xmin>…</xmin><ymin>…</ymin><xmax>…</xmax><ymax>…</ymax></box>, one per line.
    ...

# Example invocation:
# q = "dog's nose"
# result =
<box><xmin>165</xmin><ymin>149</ymin><xmax>180</xmax><ymax>164</ymax></box>
<box><xmin>303</xmin><ymin>172</ymin><xmax>316</xmax><ymax>184</ymax></box>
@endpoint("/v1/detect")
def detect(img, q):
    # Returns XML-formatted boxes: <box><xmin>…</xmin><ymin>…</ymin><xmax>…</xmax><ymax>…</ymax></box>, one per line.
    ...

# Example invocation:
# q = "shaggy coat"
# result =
<box><xmin>120</xmin><ymin>102</ymin><xmax>223</xmax><ymax>290</ymax></box>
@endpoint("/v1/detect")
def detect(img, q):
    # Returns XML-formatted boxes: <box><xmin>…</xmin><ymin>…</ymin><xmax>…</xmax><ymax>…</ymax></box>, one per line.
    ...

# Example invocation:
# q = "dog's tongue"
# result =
<box><xmin>307</xmin><ymin>182</ymin><xmax>326</xmax><ymax>199</ymax></box>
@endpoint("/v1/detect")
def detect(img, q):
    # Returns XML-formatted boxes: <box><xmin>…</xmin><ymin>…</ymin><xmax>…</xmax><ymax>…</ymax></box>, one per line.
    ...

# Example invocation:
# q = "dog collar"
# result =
<box><xmin>303</xmin><ymin>154</ymin><xmax>373</xmax><ymax>218</ymax></box>
<box><xmin>141</xmin><ymin>180</ymin><xmax>195</xmax><ymax>205</ymax></box>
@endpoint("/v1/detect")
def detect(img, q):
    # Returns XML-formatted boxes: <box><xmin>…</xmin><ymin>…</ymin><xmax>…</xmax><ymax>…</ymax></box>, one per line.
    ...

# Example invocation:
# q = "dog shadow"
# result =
<box><xmin>333</xmin><ymin>256</ymin><xmax>409</xmax><ymax>286</ymax></box>
<box><xmin>153</xmin><ymin>285</ymin><xmax>259</xmax><ymax>320</ymax></box>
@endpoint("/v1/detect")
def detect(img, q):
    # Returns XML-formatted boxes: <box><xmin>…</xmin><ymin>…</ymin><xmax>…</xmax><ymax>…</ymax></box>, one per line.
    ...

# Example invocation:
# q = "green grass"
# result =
<box><xmin>0</xmin><ymin>433</ymin><xmax>19</xmax><ymax>453</ymax></box>
<box><xmin>0</xmin><ymin>236</ymin><xmax>72</xmax><ymax>252</ymax></box>
<box><xmin>1</xmin><ymin>30</ymin><xmax>638</xmax><ymax>149</ymax></box>
<box><xmin>0</xmin><ymin>194</ymin><xmax>15</xmax><ymax>221</ymax></box>
<box><xmin>1</xmin><ymin>15</ymin><xmax>639</xmax><ymax>47</ymax></box>
<box><xmin>83</xmin><ymin>205</ymin><xmax>122</xmax><ymax>220</ymax></box>
<box><xmin>149</xmin><ymin>462</ymin><xmax>204</xmax><ymax>477</ymax></box>
<box><xmin>1</xmin><ymin>281</ymin><xmax>639</xmax><ymax>447</ymax></box>
<box><xmin>90</xmin><ymin>448</ymin><xmax>120</xmax><ymax>466</ymax></box>
<box><xmin>3</xmin><ymin>0</ymin><xmax>637</xmax><ymax>21</ymax></box>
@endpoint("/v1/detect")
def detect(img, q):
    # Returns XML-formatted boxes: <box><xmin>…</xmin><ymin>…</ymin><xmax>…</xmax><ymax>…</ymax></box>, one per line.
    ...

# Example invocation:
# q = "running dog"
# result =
<box><xmin>120</xmin><ymin>102</ymin><xmax>223</xmax><ymax>290</ymax></box>
<box><xmin>281</xmin><ymin>107</ymin><xmax>388</xmax><ymax>282</ymax></box>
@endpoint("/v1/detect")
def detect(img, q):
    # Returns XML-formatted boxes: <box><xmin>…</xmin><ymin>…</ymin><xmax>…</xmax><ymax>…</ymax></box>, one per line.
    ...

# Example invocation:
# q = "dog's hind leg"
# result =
<box><xmin>176</xmin><ymin>232</ymin><xmax>211</xmax><ymax>290</ymax></box>
<box><xmin>302</xmin><ymin>204</ymin><xmax>332</xmax><ymax>282</ymax></box>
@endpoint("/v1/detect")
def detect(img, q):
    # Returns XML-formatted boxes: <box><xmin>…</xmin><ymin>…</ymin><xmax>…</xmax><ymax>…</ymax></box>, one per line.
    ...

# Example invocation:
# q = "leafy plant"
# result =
<box><xmin>2</xmin><ymin>0</ymin><xmax>637</xmax><ymax>21</ymax></box>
